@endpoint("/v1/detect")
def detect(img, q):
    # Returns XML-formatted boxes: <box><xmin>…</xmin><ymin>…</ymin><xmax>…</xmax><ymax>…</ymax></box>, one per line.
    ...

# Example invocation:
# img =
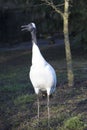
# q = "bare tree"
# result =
<box><xmin>42</xmin><ymin>0</ymin><xmax>74</xmax><ymax>86</ymax></box>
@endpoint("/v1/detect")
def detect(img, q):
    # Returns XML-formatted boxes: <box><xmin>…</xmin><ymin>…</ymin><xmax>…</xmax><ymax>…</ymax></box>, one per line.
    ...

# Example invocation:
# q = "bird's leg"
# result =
<box><xmin>37</xmin><ymin>94</ymin><xmax>39</xmax><ymax>120</ymax></box>
<box><xmin>47</xmin><ymin>94</ymin><xmax>50</xmax><ymax>128</ymax></box>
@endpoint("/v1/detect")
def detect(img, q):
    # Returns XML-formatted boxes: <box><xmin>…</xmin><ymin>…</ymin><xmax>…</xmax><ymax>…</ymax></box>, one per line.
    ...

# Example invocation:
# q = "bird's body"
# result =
<box><xmin>30</xmin><ymin>42</ymin><xmax>56</xmax><ymax>96</ymax></box>
<box><xmin>21</xmin><ymin>23</ymin><xmax>57</xmax><ymax>127</ymax></box>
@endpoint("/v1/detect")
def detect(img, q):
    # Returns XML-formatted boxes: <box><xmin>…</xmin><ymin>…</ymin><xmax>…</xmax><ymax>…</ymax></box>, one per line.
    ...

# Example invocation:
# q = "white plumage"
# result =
<box><xmin>30</xmin><ymin>42</ymin><xmax>56</xmax><ymax>95</ymax></box>
<box><xmin>21</xmin><ymin>23</ymin><xmax>57</xmax><ymax>126</ymax></box>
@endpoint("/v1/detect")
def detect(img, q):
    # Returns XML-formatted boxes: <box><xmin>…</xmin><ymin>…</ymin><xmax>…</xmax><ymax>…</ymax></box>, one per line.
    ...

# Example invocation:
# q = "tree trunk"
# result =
<box><xmin>63</xmin><ymin>0</ymin><xmax>74</xmax><ymax>86</ymax></box>
<box><xmin>41</xmin><ymin>0</ymin><xmax>74</xmax><ymax>86</ymax></box>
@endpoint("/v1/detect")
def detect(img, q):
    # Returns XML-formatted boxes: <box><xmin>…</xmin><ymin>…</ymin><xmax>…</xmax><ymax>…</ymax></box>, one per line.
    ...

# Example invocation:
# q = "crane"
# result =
<box><xmin>21</xmin><ymin>23</ymin><xmax>57</xmax><ymax>126</ymax></box>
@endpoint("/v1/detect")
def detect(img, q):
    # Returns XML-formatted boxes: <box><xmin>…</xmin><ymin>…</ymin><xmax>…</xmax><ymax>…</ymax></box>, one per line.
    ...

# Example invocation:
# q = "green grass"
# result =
<box><xmin>14</xmin><ymin>94</ymin><xmax>36</xmax><ymax>105</ymax></box>
<box><xmin>64</xmin><ymin>116</ymin><xmax>84</xmax><ymax>130</ymax></box>
<box><xmin>0</xmin><ymin>45</ymin><xmax>87</xmax><ymax>130</ymax></box>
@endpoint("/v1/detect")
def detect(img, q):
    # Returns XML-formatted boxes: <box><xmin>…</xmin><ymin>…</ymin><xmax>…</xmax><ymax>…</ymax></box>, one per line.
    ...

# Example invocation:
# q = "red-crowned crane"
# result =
<box><xmin>21</xmin><ymin>23</ymin><xmax>57</xmax><ymax>127</ymax></box>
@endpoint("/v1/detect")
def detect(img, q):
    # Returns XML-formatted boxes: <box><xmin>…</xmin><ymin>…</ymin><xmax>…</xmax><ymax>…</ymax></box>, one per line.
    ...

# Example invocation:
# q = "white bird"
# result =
<box><xmin>21</xmin><ymin>23</ymin><xmax>57</xmax><ymax>126</ymax></box>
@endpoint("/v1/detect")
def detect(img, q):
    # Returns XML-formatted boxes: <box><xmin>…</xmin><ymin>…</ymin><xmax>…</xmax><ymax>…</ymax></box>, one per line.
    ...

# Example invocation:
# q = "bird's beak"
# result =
<box><xmin>21</xmin><ymin>25</ymin><xmax>28</xmax><ymax>31</ymax></box>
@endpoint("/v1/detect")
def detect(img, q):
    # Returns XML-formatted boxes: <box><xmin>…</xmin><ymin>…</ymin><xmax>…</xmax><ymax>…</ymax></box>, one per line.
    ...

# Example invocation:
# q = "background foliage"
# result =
<box><xmin>0</xmin><ymin>0</ymin><xmax>87</xmax><ymax>50</ymax></box>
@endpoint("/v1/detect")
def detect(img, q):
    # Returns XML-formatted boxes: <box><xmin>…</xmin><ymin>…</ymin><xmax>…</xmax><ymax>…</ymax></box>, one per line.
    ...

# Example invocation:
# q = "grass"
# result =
<box><xmin>14</xmin><ymin>94</ymin><xmax>36</xmax><ymax>105</ymax></box>
<box><xmin>64</xmin><ymin>116</ymin><xmax>84</xmax><ymax>130</ymax></box>
<box><xmin>0</xmin><ymin>44</ymin><xmax>87</xmax><ymax>130</ymax></box>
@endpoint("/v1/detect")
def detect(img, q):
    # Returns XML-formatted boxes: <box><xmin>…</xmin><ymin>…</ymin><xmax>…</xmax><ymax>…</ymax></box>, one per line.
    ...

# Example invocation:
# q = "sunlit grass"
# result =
<box><xmin>64</xmin><ymin>116</ymin><xmax>85</xmax><ymax>130</ymax></box>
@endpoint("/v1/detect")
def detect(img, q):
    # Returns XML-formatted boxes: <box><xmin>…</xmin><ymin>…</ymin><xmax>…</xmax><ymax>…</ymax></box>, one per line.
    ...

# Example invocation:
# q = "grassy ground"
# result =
<box><xmin>0</xmin><ymin>44</ymin><xmax>87</xmax><ymax>130</ymax></box>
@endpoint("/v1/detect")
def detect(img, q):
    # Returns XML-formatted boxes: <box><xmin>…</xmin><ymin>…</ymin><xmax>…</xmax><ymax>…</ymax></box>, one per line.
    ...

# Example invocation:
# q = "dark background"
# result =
<box><xmin>0</xmin><ymin>0</ymin><xmax>87</xmax><ymax>50</ymax></box>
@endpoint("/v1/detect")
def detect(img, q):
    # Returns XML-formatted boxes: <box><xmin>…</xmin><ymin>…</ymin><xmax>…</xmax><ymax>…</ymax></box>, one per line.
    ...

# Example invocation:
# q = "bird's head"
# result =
<box><xmin>21</xmin><ymin>22</ymin><xmax>36</xmax><ymax>32</ymax></box>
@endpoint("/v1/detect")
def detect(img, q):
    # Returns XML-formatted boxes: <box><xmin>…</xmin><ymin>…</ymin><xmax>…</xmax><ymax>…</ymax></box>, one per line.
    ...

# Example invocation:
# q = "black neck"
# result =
<box><xmin>31</xmin><ymin>30</ymin><xmax>37</xmax><ymax>44</ymax></box>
